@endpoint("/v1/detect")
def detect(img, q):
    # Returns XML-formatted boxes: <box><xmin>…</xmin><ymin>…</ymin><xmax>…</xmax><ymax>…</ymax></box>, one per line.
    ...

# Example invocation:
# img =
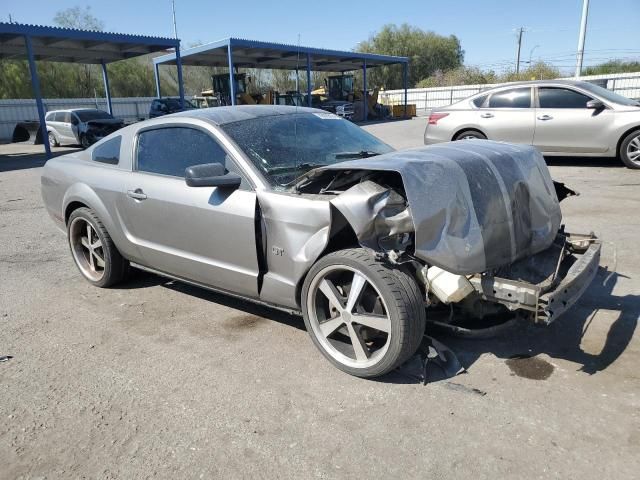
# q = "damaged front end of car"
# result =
<box><xmin>292</xmin><ymin>140</ymin><xmax>601</xmax><ymax>331</ymax></box>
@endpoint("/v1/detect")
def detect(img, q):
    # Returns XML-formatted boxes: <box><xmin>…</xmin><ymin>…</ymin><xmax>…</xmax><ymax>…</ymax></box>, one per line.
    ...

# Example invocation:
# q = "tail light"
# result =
<box><xmin>428</xmin><ymin>113</ymin><xmax>449</xmax><ymax>125</ymax></box>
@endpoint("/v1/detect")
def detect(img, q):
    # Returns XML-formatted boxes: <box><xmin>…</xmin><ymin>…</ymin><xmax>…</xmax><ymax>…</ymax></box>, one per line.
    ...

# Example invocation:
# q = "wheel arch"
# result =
<box><xmin>451</xmin><ymin>127</ymin><xmax>486</xmax><ymax>141</ymax></box>
<box><xmin>294</xmin><ymin>212</ymin><xmax>360</xmax><ymax>307</ymax></box>
<box><xmin>616</xmin><ymin>124</ymin><xmax>640</xmax><ymax>157</ymax></box>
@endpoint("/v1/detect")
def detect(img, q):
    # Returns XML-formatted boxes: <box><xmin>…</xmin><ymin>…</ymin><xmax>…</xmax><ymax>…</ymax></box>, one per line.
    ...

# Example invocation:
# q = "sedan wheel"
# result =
<box><xmin>455</xmin><ymin>130</ymin><xmax>487</xmax><ymax>141</ymax></box>
<box><xmin>621</xmin><ymin>130</ymin><xmax>640</xmax><ymax>169</ymax></box>
<box><xmin>67</xmin><ymin>207</ymin><xmax>129</xmax><ymax>287</ymax></box>
<box><xmin>302</xmin><ymin>248</ymin><xmax>425</xmax><ymax>378</ymax></box>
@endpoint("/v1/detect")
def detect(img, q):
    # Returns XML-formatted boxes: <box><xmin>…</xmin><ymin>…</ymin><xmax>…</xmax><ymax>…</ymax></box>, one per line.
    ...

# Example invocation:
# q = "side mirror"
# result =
<box><xmin>586</xmin><ymin>99</ymin><xmax>605</xmax><ymax>109</ymax></box>
<box><xmin>185</xmin><ymin>163</ymin><xmax>241</xmax><ymax>189</ymax></box>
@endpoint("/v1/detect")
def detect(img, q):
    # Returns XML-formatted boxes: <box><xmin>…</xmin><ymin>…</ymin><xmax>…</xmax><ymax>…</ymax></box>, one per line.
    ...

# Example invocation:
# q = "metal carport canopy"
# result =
<box><xmin>153</xmin><ymin>37</ymin><xmax>409</xmax><ymax>120</ymax></box>
<box><xmin>0</xmin><ymin>22</ymin><xmax>185</xmax><ymax>158</ymax></box>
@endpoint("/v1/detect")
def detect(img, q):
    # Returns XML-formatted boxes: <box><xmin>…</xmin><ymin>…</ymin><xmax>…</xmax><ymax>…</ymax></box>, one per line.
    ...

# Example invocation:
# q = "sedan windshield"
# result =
<box><xmin>220</xmin><ymin>112</ymin><xmax>394</xmax><ymax>186</ymax></box>
<box><xmin>75</xmin><ymin>110</ymin><xmax>115</xmax><ymax>122</ymax></box>
<box><xmin>579</xmin><ymin>82</ymin><xmax>640</xmax><ymax>106</ymax></box>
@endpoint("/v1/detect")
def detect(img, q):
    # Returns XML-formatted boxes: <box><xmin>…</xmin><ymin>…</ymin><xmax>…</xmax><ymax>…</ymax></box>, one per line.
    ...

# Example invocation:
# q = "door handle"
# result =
<box><xmin>480</xmin><ymin>113</ymin><xmax>494</xmax><ymax>118</ymax></box>
<box><xmin>127</xmin><ymin>189</ymin><xmax>147</xmax><ymax>200</ymax></box>
<box><xmin>537</xmin><ymin>114</ymin><xmax>553</xmax><ymax>121</ymax></box>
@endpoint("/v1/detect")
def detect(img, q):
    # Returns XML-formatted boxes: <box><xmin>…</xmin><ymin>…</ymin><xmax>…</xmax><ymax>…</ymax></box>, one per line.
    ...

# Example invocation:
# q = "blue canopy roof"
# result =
<box><xmin>0</xmin><ymin>22</ymin><xmax>179</xmax><ymax>63</ymax></box>
<box><xmin>154</xmin><ymin>37</ymin><xmax>408</xmax><ymax>72</ymax></box>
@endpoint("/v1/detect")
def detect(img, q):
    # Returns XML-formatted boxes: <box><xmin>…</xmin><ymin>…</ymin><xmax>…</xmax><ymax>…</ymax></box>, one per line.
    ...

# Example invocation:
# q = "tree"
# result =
<box><xmin>356</xmin><ymin>24</ymin><xmax>463</xmax><ymax>89</ymax></box>
<box><xmin>53</xmin><ymin>6</ymin><xmax>104</xmax><ymax>30</ymax></box>
<box><xmin>583</xmin><ymin>60</ymin><xmax>640</xmax><ymax>76</ymax></box>
<box><xmin>417</xmin><ymin>66</ymin><xmax>497</xmax><ymax>88</ymax></box>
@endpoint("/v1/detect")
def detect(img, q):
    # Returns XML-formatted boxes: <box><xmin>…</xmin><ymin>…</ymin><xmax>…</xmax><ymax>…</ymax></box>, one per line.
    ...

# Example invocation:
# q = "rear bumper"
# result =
<box><xmin>468</xmin><ymin>233</ymin><xmax>601</xmax><ymax>324</ymax></box>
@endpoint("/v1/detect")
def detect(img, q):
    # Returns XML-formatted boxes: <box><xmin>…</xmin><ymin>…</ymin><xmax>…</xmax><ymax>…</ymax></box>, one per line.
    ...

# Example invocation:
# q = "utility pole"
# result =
<box><xmin>171</xmin><ymin>0</ymin><xmax>178</xmax><ymax>39</ymax></box>
<box><xmin>575</xmin><ymin>0</ymin><xmax>590</xmax><ymax>78</ymax></box>
<box><xmin>515</xmin><ymin>27</ymin><xmax>524</xmax><ymax>74</ymax></box>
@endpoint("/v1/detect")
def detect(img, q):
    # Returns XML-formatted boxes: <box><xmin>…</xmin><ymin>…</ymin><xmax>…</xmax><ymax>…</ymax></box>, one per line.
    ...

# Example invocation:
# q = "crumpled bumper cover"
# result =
<box><xmin>469</xmin><ymin>234</ymin><xmax>601</xmax><ymax>324</ymax></box>
<box><xmin>537</xmin><ymin>240</ymin><xmax>601</xmax><ymax>324</ymax></box>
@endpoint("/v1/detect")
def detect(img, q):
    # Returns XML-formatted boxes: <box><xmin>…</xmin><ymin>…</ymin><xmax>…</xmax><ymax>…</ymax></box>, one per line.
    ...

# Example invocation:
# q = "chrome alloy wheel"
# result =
<box><xmin>626</xmin><ymin>134</ymin><xmax>640</xmax><ymax>166</ymax></box>
<box><xmin>306</xmin><ymin>265</ymin><xmax>392</xmax><ymax>369</ymax></box>
<box><xmin>69</xmin><ymin>217</ymin><xmax>105</xmax><ymax>282</ymax></box>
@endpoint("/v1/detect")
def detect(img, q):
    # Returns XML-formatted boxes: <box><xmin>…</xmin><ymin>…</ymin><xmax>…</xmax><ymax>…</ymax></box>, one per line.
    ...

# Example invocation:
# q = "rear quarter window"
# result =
<box><xmin>92</xmin><ymin>136</ymin><xmax>121</xmax><ymax>165</ymax></box>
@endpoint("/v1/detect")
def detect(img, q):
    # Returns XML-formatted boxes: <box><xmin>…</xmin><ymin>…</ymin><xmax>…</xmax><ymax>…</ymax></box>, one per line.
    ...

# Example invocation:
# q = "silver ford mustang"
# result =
<box><xmin>41</xmin><ymin>106</ymin><xmax>601</xmax><ymax>378</ymax></box>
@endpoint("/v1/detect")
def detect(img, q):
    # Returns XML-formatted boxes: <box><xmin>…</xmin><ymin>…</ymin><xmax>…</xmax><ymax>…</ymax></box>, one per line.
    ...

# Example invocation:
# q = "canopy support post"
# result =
<box><xmin>154</xmin><ymin>62</ymin><xmax>161</xmax><ymax>98</ymax></box>
<box><xmin>403</xmin><ymin>62</ymin><xmax>408</xmax><ymax>118</ymax></box>
<box><xmin>25</xmin><ymin>35</ymin><xmax>51</xmax><ymax>159</ymax></box>
<box><xmin>175</xmin><ymin>42</ymin><xmax>185</xmax><ymax>108</ymax></box>
<box><xmin>101</xmin><ymin>60</ymin><xmax>113</xmax><ymax>115</ymax></box>
<box><xmin>363</xmin><ymin>59</ymin><xmax>368</xmax><ymax>122</ymax></box>
<box><xmin>306</xmin><ymin>53</ymin><xmax>312</xmax><ymax>107</ymax></box>
<box><xmin>227</xmin><ymin>43</ymin><xmax>236</xmax><ymax>106</ymax></box>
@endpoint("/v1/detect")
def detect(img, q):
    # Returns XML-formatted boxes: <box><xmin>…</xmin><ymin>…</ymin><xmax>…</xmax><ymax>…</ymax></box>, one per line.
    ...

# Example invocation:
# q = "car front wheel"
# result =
<box><xmin>302</xmin><ymin>248</ymin><xmax>426</xmax><ymax>378</ymax></box>
<box><xmin>80</xmin><ymin>134</ymin><xmax>91</xmax><ymax>149</ymax></box>
<box><xmin>620</xmin><ymin>130</ymin><xmax>640</xmax><ymax>169</ymax></box>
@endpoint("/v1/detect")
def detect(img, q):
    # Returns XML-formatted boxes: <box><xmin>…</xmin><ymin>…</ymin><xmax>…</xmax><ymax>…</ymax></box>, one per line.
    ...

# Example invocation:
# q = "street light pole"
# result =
<box><xmin>575</xmin><ymin>0</ymin><xmax>590</xmax><ymax>78</ymax></box>
<box><xmin>515</xmin><ymin>27</ymin><xmax>524</xmax><ymax>74</ymax></box>
<box><xmin>171</xmin><ymin>0</ymin><xmax>178</xmax><ymax>39</ymax></box>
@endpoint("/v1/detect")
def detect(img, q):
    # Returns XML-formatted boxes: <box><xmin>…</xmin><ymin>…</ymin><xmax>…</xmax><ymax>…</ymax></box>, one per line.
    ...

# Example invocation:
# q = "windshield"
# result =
<box><xmin>580</xmin><ymin>82</ymin><xmax>640</xmax><ymax>106</ymax></box>
<box><xmin>75</xmin><ymin>110</ymin><xmax>115</xmax><ymax>121</ymax></box>
<box><xmin>164</xmin><ymin>98</ymin><xmax>196</xmax><ymax>110</ymax></box>
<box><xmin>220</xmin><ymin>112</ymin><xmax>394</xmax><ymax>186</ymax></box>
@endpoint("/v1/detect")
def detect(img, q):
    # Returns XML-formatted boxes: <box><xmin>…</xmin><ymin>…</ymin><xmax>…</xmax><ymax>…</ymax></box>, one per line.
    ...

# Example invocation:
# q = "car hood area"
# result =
<box><xmin>296</xmin><ymin>140</ymin><xmax>564</xmax><ymax>274</ymax></box>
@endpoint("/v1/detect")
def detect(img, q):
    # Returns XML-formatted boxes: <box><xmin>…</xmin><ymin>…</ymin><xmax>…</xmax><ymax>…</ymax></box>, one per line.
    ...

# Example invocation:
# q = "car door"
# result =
<box><xmin>118</xmin><ymin>124</ymin><xmax>260</xmax><ymax>298</ymax></box>
<box><xmin>533</xmin><ymin>86</ymin><xmax>614</xmax><ymax>154</ymax></box>
<box><xmin>57</xmin><ymin>112</ymin><xmax>75</xmax><ymax>143</ymax></box>
<box><xmin>475</xmin><ymin>87</ymin><xmax>535</xmax><ymax>144</ymax></box>
<box><xmin>48</xmin><ymin>112</ymin><xmax>65</xmax><ymax>142</ymax></box>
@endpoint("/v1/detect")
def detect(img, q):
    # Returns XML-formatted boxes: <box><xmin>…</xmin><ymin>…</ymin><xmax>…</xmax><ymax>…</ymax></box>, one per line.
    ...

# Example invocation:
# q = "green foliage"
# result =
<box><xmin>356</xmin><ymin>23</ymin><xmax>464</xmax><ymax>89</ymax></box>
<box><xmin>583</xmin><ymin>60</ymin><xmax>640</xmax><ymax>76</ymax></box>
<box><xmin>417</xmin><ymin>66</ymin><xmax>497</xmax><ymax>87</ymax></box>
<box><xmin>53</xmin><ymin>6</ymin><xmax>104</xmax><ymax>30</ymax></box>
<box><xmin>417</xmin><ymin>61</ymin><xmax>561</xmax><ymax>88</ymax></box>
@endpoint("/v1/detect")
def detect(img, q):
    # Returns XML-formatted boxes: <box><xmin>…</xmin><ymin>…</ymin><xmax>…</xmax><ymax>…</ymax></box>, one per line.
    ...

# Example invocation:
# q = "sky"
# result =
<box><xmin>1</xmin><ymin>0</ymin><xmax>639</xmax><ymax>74</ymax></box>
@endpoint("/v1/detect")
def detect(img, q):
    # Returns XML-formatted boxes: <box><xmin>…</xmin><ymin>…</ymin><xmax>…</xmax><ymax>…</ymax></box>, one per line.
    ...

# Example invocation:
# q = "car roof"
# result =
<box><xmin>47</xmin><ymin>108</ymin><xmax>107</xmax><ymax>113</ymax></box>
<box><xmin>171</xmin><ymin>105</ymin><xmax>326</xmax><ymax>126</ymax></box>
<box><xmin>476</xmin><ymin>79</ymin><xmax>597</xmax><ymax>92</ymax></box>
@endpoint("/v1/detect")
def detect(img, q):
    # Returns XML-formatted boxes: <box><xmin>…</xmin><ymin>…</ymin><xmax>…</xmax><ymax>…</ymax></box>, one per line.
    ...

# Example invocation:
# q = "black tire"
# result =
<box><xmin>455</xmin><ymin>129</ymin><xmax>487</xmax><ymax>141</ymax></box>
<box><xmin>48</xmin><ymin>131</ymin><xmax>59</xmax><ymax>148</ymax></box>
<box><xmin>80</xmin><ymin>134</ymin><xmax>91</xmax><ymax>149</ymax></box>
<box><xmin>67</xmin><ymin>207</ymin><xmax>129</xmax><ymax>288</ymax></box>
<box><xmin>619</xmin><ymin>129</ymin><xmax>640</xmax><ymax>169</ymax></box>
<box><xmin>301</xmin><ymin>248</ymin><xmax>426</xmax><ymax>378</ymax></box>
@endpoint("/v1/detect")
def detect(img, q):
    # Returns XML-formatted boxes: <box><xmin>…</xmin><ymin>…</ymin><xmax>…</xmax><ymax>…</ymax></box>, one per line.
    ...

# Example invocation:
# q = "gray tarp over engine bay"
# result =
<box><xmin>308</xmin><ymin>140</ymin><xmax>562</xmax><ymax>275</ymax></box>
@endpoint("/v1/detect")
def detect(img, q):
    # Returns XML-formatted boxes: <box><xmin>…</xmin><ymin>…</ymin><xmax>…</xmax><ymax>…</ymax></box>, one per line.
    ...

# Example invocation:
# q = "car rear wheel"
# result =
<box><xmin>67</xmin><ymin>207</ymin><xmax>129</xmax><ymax>288</ymax></box>
<box><xmin>48</xmin><ymin>132</ymin><xmax>59</xmax><ymax>147</ymax></box>
<box><xmin>455</xmin><ymin>130</ymin><xmax>486</xmax><ymax>141</ymax></box>
<box><xmin>302</xmin><ymin>248</ymin><xmax>425</xmax><ymax>378</ymax></box>
<box><xmin>620</xmin><ymin>130</ymin><xmax>640</xmax><ymax>169</ymax></box>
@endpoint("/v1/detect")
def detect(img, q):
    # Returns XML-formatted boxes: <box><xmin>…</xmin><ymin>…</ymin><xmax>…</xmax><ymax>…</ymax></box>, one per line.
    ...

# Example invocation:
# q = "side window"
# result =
<box><xmin>92</xmin><ymin>136</ymin><xmax>121</xmax><ymax>165</ymax></box>
<box><xmin>136</xmin><ymin>127</ymin><xmax>231</xmax><ymax>178</ymax></box>
<box><xmin>53</xmin><ymin>112</ymin><xmax>64</xmax><ymax>122</ymax></box>
<box><xmin>488</xmin><ymin>88</ymin><xmax>531</xmax><ymax>108</ymax></box>
<box><xmin>538</xmin><ymin>87</ymin><xmax>592</xmax><ymax>108</ymax></box>
<box><xmin>45</xmin><ymin>112</ymin><xmax>54</xmax><ymax>121</ymax></box>
<box><xmin>61</xmin><ymin>112</ymin><xmax>71</xmax><ymax>124</ymax></box>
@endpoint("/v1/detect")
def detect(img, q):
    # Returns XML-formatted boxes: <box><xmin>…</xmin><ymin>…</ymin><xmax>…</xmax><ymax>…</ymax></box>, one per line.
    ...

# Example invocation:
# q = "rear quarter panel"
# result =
<box><xmin>41</xmin><ymin>151</ymin><xmax>142</xmax><ymax>263</ymax></box>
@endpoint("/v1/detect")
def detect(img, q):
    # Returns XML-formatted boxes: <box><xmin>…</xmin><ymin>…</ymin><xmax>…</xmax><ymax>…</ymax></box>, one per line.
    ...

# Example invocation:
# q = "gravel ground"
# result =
<box><xmin>1</xmin><ymin>121</ymin><xmax>639</xmax><ymax>479</ymax></box>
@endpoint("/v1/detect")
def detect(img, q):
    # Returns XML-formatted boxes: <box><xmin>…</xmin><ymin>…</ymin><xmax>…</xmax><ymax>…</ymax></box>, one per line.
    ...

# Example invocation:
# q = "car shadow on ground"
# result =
<box><xmin>120</xmin><ymin>269</ymin><xmax>306</xmax><ymax>332</ymax></box>
<box><xmin>124</xmin><ymin>267</ymin><xmax>636</xmax><ymax>385</ymax></box>
<box><xmin>0</xmin><ymin>147</ymin><xmax>81</xmax><ymax>173</ymax></box>
<box><xmin>544</xmin><ymin>156</ymin><xmax>624</xmax><ymax>168</ymax></box>
<box><xmin>382</xmin><ymin>268</ymin><xmax>638</xmax><ymax>385</ymax></box>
